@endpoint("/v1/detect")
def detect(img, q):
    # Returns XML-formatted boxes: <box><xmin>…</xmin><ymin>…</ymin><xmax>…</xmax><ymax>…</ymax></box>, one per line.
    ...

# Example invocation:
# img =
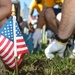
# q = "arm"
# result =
<box><xmin>37</xmin><ymin>5</ymin><xmax>46</xmax><ymax>29</ymax></box>
<box><xmin>28</xmin><ymin>22</ymin><xmax>35</xmax><ymax>33</ymax></box>
<box><xmin>0</xmin><ymin>0</ymin><xmax>12</xmax><ymax>20</ymax></box>
<box><xmin>28</xmin><ymin>0</ymin><xmax>36</xmax><ymax>23</ymax></box>
<box><xmin>28</xmin><ymin>9</ymin><xmax>34</xmax><ymax>23</ymax></box>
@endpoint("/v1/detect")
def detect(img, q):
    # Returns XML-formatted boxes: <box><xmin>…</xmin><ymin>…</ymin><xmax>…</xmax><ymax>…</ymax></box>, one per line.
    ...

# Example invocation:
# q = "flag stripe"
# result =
<box><xmin>17</xmin><ymin>50</ymin><xmax>28</xmax><ymax>56</ymax></box>
<box><xmin>8</xmin><ymin>60</ymin><xmax>15</xmax><ymax>68</ymax></box>
<box><xmin>0</xmin><ymin>40</ymin><xmax>12</xmax><ymax>54</ymax></box>
<box><xmin>0</xmin><ymin>36</ymin><xmax>6</xmax><ymax>47</ymax></box>
<box><xmin>3</xmin><ymin>47</ymin><xmax>14</xmax><ymax>61</ymax></box>
<box><xmin>0</xmin><ymin>39</ymin><xmax>13</xmax><ymax>56</ymax></box>
<box><xmin>17</xmin><ymin>47</ymin><xmax>28</xmax><ymax>52</ymax></box>
<box><xmin>17</xmin><ymin>44</ymin><xmax>26</xmax><ymax>48</ymax></box>
<box><xmin>17</xmin><ymin>39</ymin><xmax>25</xmax><ymax>42</ymax></box>
<box><xmin>5</xmin><ymin>55</ymin><xmax>14</xmax><ymax>64</ymax></box>
<box><xmin>16</xmin><ymin>41</ymin><xmax>26</xmax><ymax>45</ymax></box>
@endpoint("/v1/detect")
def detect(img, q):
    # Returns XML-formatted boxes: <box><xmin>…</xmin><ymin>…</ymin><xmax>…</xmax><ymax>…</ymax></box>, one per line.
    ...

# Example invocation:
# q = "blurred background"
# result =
<box><xmin>11</xmin><ymin>0</ymin><xmax>39</xmax><ymax>21</ymax></box>
<box><xmin>11</xmin><ymin>0</ymin><xmax>63</xmax><ymax>51</ymax></box>
<box><xmin>11</xmin><ymin>0</ymin><xmax>60</xmax><ymax>22</ymax></box>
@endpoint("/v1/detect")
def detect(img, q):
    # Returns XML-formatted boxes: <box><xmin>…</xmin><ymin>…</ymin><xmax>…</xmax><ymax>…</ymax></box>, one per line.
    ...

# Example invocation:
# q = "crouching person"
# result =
<box><xmin>45</xmin><ymin>0</ymin><xmax>75</xmax><ymax>60</ymax></box>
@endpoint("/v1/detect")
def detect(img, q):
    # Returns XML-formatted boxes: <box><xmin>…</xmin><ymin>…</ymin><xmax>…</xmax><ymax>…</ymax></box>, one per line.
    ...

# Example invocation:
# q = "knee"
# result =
<box><xmin>45</xmin><ymin>9</ymin><xmax>51</xmax><ymax>20</ymax></box>
<box><xmin>45</xmin><ymin>8</ymin><xmax>55</xmax><ymax>20</ymax></box>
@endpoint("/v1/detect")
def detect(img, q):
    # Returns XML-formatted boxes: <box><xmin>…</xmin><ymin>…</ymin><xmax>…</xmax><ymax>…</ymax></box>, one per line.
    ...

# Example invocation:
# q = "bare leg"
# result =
<box><xmin>45</xmin><ymin>7</ymin><xmax>59</xmax><ymax>33</ymax></box>
<box><xmin>37</xmin><ymin>6</ymin><xmax>59</xmax><ymax>34</ymax></box>
<box><xmin>37</xmin><ymin>6</ymin><xmax>46</xmax><ymax>29</ymax></box>
<box><xmin>58</xmin><ymin>0</ymin><xmax>75</xmax><ymax>39</ymax></box>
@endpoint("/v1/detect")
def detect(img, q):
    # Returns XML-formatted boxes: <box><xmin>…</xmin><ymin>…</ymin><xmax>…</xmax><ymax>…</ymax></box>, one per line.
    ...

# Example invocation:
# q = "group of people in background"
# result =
<box><xmin>28</xmin><ymin>0</ymin><xmax>75</xmax><ymax>60</ymax></box>
<box><xmin>19</xmin><ymin>0</ymin><xmax>75</xmax><ymax>59</ymax></box>
<box><xmin>17</xmin><ymin>0</ymin><xmax>75</xmax><ymax>61</ymax></box>
<box><xmin>28</xmin><ymin>0</ymin><xmax>62</xmax><ymax>49</ymax></box>
<box><xmin>28</xmin><ymin>0</ymin><xmax>64</xmax><ymax>54</ymax></box>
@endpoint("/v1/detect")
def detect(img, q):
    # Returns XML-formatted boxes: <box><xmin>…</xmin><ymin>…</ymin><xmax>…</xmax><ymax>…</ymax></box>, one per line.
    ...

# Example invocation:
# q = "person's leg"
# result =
<box><xmin>37</xmin><ymin>6</ymin><xmax>46</xmax><ymax>28</ymax></box>
<box><xmin>58</xmin><ymin>0</ymin><xmax>75</xmax><ymax>39</ymax></box>
<box><xmin>44</xmin><ymin>7</ymin><xmax>65</xmax><ymax>59</ymax></box>
<box><xmin>46</xmin><ymin>30</ymin><xmax>53</xmax><ymax>44</ymax></box>
<box><xmin>56</xmin><ymin>0</ymin><xmax>75</xmax><ymax>58</ymax></box>
<box><xmin>44</xmin><ymin>7</ymin><xmax>59</xmax><ymax>34</ymax></box>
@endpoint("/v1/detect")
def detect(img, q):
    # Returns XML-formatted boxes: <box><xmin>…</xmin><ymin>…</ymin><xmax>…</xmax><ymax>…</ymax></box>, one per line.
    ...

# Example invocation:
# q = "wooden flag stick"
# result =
<box><xmin>13</xmin><ymin>15</ymin><xmax>18</xmax><ymax>75</ymax></box>
<box><xmin>12</xmin><ymin>4</ymin><xmax>18</xmax><ymax>75</ymax></box>
<box><xmin>15</xmin><ymin>57</ymin><xmax>18</xmax><ymax>75</ymax></box>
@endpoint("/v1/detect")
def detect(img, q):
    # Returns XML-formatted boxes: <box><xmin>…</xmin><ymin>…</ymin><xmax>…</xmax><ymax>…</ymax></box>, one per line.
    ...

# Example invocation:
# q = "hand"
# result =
<box><xmin>32</xmin><ymin>29</ymin><xmax>42</xmax><ymax>48</ymax></box>
<box><xmin>45</xmin><ymin>40</ymin><xmax>67</xmax><ymax>60</ymax></box>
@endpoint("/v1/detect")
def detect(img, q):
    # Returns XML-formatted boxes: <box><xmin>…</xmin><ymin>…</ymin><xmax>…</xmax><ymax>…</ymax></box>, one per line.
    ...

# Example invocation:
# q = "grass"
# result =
<box><xmin>6</xmin><ymin>43</ymin><xmax>75</xmax><ymax>75</ymax></box>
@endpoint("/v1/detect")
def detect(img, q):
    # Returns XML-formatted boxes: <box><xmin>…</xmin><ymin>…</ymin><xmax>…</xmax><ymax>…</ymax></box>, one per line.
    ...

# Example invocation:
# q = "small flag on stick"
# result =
<box><xmin>0</xmin><ymin>16</ymin><xmax>28</xmax><ymax>70</ymax></box>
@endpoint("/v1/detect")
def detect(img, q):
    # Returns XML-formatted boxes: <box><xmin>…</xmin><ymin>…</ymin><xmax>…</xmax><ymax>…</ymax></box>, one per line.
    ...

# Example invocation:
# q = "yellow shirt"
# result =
<box><xmin>30</xmin><ymin>0</ymin><xmax>45</xmax><ymax>13</ymax></box>
<box><xmin>30</xmin><ymin>0</ymin><xmax>64</xmax><ymax>13</ymax></box>
<box><xmin>45</xmin><ymin>0</ymin><xmax>64</xmax><ymax>7</ymax></box>
<box><xmin>45</xmin><ymin>0</ymin><xmax>56</xmax><ymax>7</ymax></box>
<box><xmin>55</xmin><ymin>0</ymin><xmax>64</xmax><ymax>3</ymax></box>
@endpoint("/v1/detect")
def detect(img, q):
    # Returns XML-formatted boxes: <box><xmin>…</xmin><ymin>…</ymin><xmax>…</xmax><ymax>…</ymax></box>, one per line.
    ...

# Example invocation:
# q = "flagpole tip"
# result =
<box><xmin>12</xmin><ymin>4</ymin><xmax>16</xmax><ymax>16</ymax></box>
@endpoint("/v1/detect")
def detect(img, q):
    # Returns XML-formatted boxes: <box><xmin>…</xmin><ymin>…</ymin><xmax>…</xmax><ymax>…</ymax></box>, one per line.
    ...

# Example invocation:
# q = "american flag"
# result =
<box><xmin>0</xmin><ymin>16</ymin><xmax>28</xmax><ymax>70</ymax></box>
